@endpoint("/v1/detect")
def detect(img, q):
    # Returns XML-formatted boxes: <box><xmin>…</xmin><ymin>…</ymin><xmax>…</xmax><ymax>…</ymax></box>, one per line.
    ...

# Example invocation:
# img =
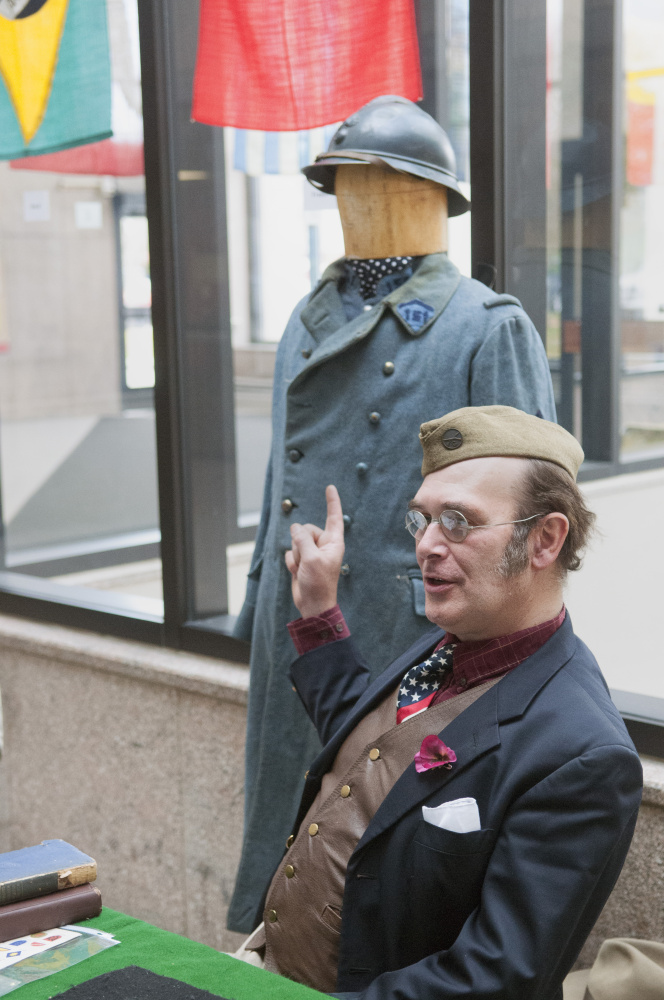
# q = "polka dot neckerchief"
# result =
<box><xmin>347</xmin><ymin>256</ymin><xmax>414</xmax><ymax>300</ymax></box>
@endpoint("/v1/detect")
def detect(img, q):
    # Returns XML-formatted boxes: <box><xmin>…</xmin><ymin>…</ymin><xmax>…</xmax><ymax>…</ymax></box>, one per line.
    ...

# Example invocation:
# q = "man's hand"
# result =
<box><xmin>285</xmin><ymin>485</ymin><xmax>345</xmax><ymax>618</ymax></box>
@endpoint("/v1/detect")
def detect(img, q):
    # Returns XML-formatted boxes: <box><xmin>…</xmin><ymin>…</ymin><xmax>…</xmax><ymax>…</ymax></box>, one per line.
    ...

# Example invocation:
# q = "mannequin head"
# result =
<box><xmin>335</xmin><ymin>164</ymin><xmax>448</xmax><ymax>259</ymax></box>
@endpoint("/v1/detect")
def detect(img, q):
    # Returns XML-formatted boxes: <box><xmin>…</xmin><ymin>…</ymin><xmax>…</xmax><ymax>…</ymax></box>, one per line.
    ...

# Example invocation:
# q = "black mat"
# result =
<box><xmin>53</xmin><ymin>966</ymin><xmax>230</xmax><ymax>1000</ymax></box>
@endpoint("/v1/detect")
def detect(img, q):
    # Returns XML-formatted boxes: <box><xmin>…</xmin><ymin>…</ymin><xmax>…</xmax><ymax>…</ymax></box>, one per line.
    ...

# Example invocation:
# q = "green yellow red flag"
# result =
<box><xmin>0</xmin><ymin>0</ymin><xmax>111</xmax><ymax>159</ymax></box>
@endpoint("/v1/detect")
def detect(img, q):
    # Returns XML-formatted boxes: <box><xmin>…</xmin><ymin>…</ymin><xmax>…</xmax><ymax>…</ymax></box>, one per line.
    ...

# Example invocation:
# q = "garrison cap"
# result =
<box><xmin>419</xmin><ymin>406</ymin><xmax>584</xmax><ymax>481</ymax></box>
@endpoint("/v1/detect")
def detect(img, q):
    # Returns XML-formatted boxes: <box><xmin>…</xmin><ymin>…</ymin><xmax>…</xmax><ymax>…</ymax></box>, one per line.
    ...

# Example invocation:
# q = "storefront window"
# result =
<box><xmin>620</xmin><ymin>0</ymin><xmax>664</xmax><ymax>460</ymax></box>
<box><xmin>0</xmin><ymin>0</ymin><xmax>162</xmax><ymax>613</ymax></box>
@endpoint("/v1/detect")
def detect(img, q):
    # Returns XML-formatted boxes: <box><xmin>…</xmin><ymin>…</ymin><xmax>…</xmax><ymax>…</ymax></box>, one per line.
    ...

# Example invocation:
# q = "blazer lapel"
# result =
<box><xmin>308</xmin><ymin>627</ymin><xmax>445</xmax><ymax>779</ymax></box>
<box><xmin>354</xmin><ymin>682</ymin><xmax>502</xmax><ymax>853</ymax></box>
<box><xmin>353</xmin><ymin>613</ymin><xmax>578</xmax><ymax>853</ymax></box>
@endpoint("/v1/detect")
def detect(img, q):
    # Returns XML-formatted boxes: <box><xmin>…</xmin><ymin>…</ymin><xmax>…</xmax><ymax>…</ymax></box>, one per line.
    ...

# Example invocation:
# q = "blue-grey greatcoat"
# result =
<box><xmin>228</xmin><ymin>253</ymin><xmax>556</xmax><ymax>932</ymax></box>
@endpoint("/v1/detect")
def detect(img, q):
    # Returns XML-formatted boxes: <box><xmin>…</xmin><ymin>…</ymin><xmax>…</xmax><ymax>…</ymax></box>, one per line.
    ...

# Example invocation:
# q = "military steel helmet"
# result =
<box><xmin>302</xmin><ymin>95</ymin><xmax>470</xmax><ymax>217</ymax></box>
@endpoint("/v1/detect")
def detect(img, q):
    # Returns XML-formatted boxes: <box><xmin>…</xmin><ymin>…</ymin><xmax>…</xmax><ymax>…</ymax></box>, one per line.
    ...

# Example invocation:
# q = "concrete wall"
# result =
<box><xmin>0</xmin><ymin>615</ymin><xmax>247</xmax><ymax>953</ymax></box>
<box><xmin>0</xmin><ymin>611</ymin><xmax>661</xmax><ymax>964</ymax></box>
<box><xmin>0</xmin><ymin>164</ymin><xmax>123</xmax><ymax>422</ymax></box>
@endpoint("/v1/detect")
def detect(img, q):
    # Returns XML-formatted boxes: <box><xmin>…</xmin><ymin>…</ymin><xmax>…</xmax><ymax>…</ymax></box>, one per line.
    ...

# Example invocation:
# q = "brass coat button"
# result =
<box><xmin>382</xmin><ymin>361</ymin><xmax>395</xmax><ymax>376</ymax></box>
<box><xmin>302</xmin><ymin>348</ymin><xmax>312</xmax><ymax>359</ymax></box>
<box><xmin>284</xmin><ymin>864</ymin><xmax>295</xmax><ymax>878</ymax></box>
<box><xmin>369</xmin><ymin>748</ymin><xmax>380</xmax><ymax>761</ymax></box>
<box><xmin>281</xmin><ymin>498</ymin><xmax>294</xmax><ymax>514</ymax></box>
<box><xmin>286</xmin><ymin>835</ymin><xmax>294</xmax><ymax>848</ymax></box>
<box><xmin>369</xmin><ymin>411</ymin><xmax>381</xmax><ymax>424</ymax></box>
<box><xmin>340</xmin><ymin>785</ymin><xmax>351</xmax><ymax>798</ymax></box>
<box><xmin>308</xmin><ymin>823</ymin><xmax>319</xmax><ymax>836</ymax></box>
<box><xmin>268</xmin><ymin>909</ymin><xmax>278</xmax><ymax>922</ymax></box>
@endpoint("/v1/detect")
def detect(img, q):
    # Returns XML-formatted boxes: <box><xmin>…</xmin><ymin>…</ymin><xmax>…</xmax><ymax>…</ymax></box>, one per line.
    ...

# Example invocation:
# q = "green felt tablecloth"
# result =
<box><xmin>13</xmin><ymin>908</ymin><xmax>327</xmax><ymax>1000</ymax></box>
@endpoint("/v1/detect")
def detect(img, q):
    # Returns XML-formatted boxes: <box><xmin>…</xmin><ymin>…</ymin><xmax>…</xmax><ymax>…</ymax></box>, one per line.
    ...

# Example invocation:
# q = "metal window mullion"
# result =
<box><xmin>137</xmin><ymin>0</ymin><xmax>192</xmax><ymax>642</ymax></box>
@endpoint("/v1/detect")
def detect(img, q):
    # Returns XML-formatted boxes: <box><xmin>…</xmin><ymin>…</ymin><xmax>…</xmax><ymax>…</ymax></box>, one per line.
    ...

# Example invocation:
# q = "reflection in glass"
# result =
<box><xmin>620</xmin><ymin>0</ymin><xmax>664</xmax><ymax>459</ymax></box>
<box><xmin>0</xmin><ymin>0</ymin><xmax>162</xmax><ymax>610</ymax></box>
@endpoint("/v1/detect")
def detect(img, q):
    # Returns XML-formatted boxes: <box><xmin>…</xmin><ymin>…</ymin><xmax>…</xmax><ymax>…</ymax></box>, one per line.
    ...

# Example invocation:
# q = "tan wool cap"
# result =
<box><xmin>419</xmin><ymin>405</ymin><xmax>584</xmax><ymax>481</ymax></box>
<box><xmin>563</xmin><ymin>938</ymin><xmax>664</xmax><ymax>1000</ymax></box>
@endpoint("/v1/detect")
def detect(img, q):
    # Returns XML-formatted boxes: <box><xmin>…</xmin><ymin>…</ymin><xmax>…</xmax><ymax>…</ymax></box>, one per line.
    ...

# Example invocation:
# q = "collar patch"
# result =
<box><xmin>396</xmin><ymin>298</ymin><xmax>435</xmax><ymax>333</ymax></box>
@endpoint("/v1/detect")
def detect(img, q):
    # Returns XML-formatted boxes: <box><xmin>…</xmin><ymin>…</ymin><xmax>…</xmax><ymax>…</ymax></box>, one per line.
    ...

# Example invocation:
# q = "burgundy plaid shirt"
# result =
<box><xmin>288</xmin><ymin>605</ymin><xmax>566</xmax><ymax>702</ymax></box>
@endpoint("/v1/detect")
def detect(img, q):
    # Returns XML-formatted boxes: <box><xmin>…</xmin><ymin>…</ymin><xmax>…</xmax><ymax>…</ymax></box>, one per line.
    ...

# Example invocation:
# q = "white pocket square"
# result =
<box><xmin>422</xmin><ymin>797</ymin><xmax>481</xmax><ymax>833</ymax></box>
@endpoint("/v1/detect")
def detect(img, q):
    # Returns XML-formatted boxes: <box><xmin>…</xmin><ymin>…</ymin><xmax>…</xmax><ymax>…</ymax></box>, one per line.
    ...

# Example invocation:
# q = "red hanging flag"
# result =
<box><xmin>192</xmin><ymin>0</ymin><xmax>422</xmax><ymax>132</ymax></box>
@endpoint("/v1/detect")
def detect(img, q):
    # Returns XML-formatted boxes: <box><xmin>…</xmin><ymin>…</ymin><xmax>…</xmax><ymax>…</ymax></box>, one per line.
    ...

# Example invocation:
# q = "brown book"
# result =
<box><xmin>0</xmin><ymin>884</ymin><xmax>102</xmax><ymax>942</ymax></box>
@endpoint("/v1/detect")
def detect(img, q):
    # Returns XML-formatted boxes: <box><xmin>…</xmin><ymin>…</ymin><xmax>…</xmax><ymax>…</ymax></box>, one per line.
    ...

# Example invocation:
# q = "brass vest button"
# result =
<box><xmin>369</xmin><ymin>411</ymin><xmax>381</xmax><ymax>424</ymax></box>
<box><xmin>281</xmin><ymin>498</ymin><xmax>294</xmax><ymax>514</ymax></box>
<box><xmin>340</xmin><ymin>785</ymin><xmax>351</xmax><ymax>798</ymax></box>
<box><xmin>382</xmin><ymin>361</ymin><xmax>395</xmax><ymax>376</ymax></box>
<box><xmin>284</xmin><ymin>864</ymin><xmax>295</xmax><ymax>878</ymax></box>
<box><xmin>268</xmin><ymin>909</ymin><xmax>278</xmax><ymax>922</ymax></box>
<box><xmin>369</xmin><ymin>748</ymin><xmax>380</xmax><ymax>761</ymax></box>
<box><xmin>308</xmin><ymin>823</ymin><xmax>319</xmax><ymax>836</ymax></box>
<box><xmin>286</xmin><ymin>834</ymin><xmax>294</xmax><ymax>848</ymax></box>
<box><xmin>304</xmin><ymin>770</ymin><xmax>309</xmax><ymax>779</ymax></box>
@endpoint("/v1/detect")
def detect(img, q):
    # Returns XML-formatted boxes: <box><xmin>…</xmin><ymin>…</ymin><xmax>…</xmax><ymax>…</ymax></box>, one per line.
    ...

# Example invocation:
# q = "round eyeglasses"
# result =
<box><xmin>405</xmin><ymin>509</ymin><xmax>543</xmax><ymax>543</ymax></box>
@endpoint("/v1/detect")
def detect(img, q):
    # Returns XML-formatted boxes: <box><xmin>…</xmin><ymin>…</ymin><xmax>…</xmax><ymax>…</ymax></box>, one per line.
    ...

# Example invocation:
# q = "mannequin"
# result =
<box><xmin>335</xmin><ymin>164</ymin><xmax>448</xmax><ymax>258</ymax></box>
<box><xmin>228</xmin><ymin>97</ymin><xmax>557</xmax><ymax>935</ymax></box>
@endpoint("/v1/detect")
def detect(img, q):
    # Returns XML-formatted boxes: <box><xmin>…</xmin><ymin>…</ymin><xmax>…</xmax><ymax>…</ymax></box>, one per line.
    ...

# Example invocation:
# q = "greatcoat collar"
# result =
<box><xmin>292</xmin><ymin>254</ymin><xmax>461</xmax><ymax>390</ymax></box>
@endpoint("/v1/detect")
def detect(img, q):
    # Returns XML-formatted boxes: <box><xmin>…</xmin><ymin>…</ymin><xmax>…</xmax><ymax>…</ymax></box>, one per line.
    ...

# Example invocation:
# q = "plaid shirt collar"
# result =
<box><xmin>432</xmin><ymin>606</ymin><xmax>566</xmax><ymax>703</ymax></box>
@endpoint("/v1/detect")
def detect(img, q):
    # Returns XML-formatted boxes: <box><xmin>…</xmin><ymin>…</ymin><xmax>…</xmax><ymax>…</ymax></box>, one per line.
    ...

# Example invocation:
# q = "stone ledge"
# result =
<box><xmin>0</xmin><ymin>613</ymin><xmax>249</xmax><ymax>704</ymax></box>
<box><xmin>641</xmin><ymin>754</ymin><xmax>664</xmax><ymax>808</ymax></box>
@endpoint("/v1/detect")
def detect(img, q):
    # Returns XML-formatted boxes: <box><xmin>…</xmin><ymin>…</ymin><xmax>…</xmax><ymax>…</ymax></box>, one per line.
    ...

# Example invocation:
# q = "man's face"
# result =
<box><xmin>411</xmin><ymin>456</ymin><xmax>534</xmax><ymax>640</ymax></box>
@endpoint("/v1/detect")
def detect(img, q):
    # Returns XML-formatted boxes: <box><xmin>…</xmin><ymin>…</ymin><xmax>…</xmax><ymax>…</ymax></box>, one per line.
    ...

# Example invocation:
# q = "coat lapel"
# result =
<box><xmin>353</xmin><ymin>613</ymin><xmax>578</xmax><ymax>853</ymax></box>
<box><xmin>293</xmin><ymin>254</ymin><xmax>462</xmax><ymax>392</ymax></box>
<box><xmin>308</xmin><ymin>627</ymin><xmax>445</xmax><ymax>779</ymax></box>
<box><xmin>354</xmin><ymin>682</ymin><xmax>502</xmax><ymax>853</ymax></box>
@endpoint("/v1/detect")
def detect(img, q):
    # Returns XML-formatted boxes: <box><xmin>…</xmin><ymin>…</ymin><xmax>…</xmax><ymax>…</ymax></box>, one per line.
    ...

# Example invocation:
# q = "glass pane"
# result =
<box><xmin>546</xmin><ymin>0</ymin><xmax>586</xmax><ymax>442</ymax></box>
<box><xmin>620</xmin><ymin>0</ymin><xmax>664</xmax><ymax>459</ymax></box>
<box><xmin>0</xmin><ymin>0</ymin><xmax>162</xmax><ymax>612</ymax></box>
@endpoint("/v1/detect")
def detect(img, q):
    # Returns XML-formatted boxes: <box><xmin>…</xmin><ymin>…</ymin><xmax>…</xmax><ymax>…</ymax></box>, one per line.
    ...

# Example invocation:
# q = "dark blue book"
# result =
<box><xmin>0</xmin><ymin>840</ymin><xmax>96</xmax><ymax>906</ymax></box>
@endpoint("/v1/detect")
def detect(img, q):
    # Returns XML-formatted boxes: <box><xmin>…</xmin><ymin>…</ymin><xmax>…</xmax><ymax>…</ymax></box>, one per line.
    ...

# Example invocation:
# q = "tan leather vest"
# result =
<box><xmin>262</xmin><ymin>676</ymin><xmax>500</xmax><ymax>992</ymax></box>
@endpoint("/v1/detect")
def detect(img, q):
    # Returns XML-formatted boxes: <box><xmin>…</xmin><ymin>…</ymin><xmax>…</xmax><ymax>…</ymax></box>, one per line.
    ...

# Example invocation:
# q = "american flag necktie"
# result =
<box><xmin>396</xmin><ymin>643</ymin><xmax>457</xmax><ymax>724</ymax></box>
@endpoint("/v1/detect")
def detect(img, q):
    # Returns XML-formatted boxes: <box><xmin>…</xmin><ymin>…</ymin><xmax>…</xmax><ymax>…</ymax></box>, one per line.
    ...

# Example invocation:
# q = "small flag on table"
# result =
<box><xmin>0</xmin><ymin>0</ymin><xmax>111</xmax><ymax>160</ymax></box>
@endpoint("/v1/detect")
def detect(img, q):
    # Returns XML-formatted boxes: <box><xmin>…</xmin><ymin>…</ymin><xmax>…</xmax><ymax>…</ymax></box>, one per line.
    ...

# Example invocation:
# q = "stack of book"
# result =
<box><xmin>0</xmin><ymin>840</ymin><xmax>101</xmax><ymax>940</ymax></box>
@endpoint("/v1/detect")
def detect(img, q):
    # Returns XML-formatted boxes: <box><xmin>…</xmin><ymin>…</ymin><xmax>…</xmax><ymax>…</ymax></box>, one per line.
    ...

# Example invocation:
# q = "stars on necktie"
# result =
<box><xmin>396</xmin><ymin>643</ymin><xmax>458</xmax><ymax>722</ymax></box>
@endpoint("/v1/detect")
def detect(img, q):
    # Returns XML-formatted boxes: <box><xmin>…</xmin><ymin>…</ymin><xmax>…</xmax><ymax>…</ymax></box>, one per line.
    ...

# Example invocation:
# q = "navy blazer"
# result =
<box><xmin>280</xmin><ymin>613</ymin><xmax>642</xmax><ymax>1000</ymax></box>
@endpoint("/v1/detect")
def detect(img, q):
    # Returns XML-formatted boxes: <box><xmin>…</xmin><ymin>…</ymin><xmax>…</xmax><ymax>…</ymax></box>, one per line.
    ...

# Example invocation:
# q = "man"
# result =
<box><xmin>241</xmin><ymin>406</ymin><xmax>642</xmax><ymax>1000</ymax></box>
<box><xmin>229</xmin><ymin>96</ymin><xmax>557</xmax><ymax>931</ymax></box>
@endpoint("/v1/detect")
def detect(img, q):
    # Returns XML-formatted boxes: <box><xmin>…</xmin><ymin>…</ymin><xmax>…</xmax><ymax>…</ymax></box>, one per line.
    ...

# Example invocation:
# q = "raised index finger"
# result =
<box><xmin>324</xmin><ymin>484</ymin><xmax>344</xmax><ymax>539</ymax></box>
